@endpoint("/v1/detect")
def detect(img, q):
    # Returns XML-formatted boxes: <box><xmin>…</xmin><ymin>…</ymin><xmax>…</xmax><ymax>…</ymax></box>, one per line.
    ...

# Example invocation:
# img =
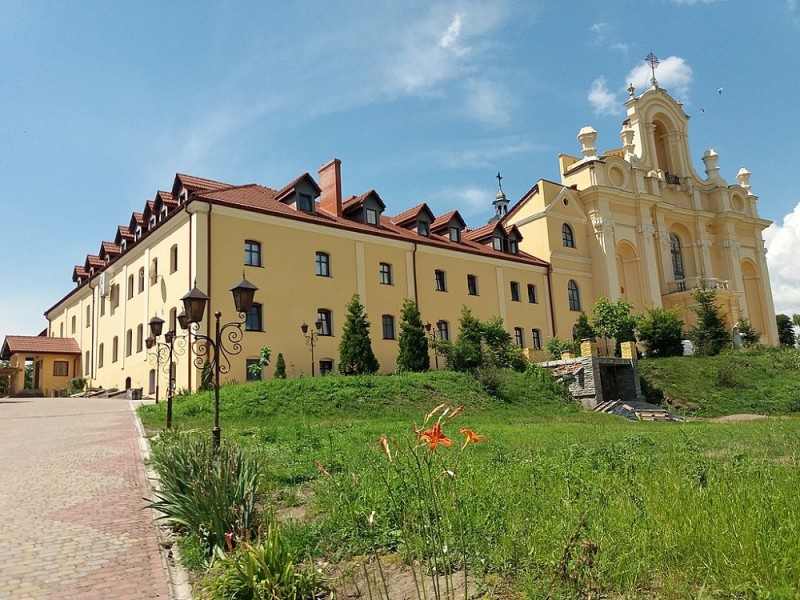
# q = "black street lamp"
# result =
<box><xmin>425</xmin><ymin>321</ymin><xmax>442</xmax><ymax>369</ymax></box>
<box><xmin>181</xmin><ymin>275</ymin><xmax>258</xmax><ymax>450</ymax></box>
<box><xmin>300</xmin><ymin>319</ymin><xmax>323</xmax><ymax>376</ymax></box>
<box><xmin>147</xmin><ymin>314</ymin><xmax>186</xmax><ymax>429</ymax></box>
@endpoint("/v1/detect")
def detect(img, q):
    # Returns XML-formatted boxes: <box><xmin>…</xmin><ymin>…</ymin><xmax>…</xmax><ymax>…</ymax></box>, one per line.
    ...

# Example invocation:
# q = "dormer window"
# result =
<box><xmin>298</xmin><ymin>193</ymin><xmax>313</xmax><ymax>212</ymax></box>
<box><xmin>509</xmin><ymin>240</ymin><xmax>518</xmax><ymax>254</ymax></box>
<box><xmin>149</xmin><ymin>215</ymin><xmax>157</xmax><ymax>228</ymax></box>
<box><xmin>179</xmin><ymin>192</ymin><xmax>187</xmax><ymax>205</ymax></box>
<box><xmin>161</xmin><ymin>206</ymin><xmax>169</xmax><ymax>220</ymax></box>
<box><xmin>492</xmin><ymin>237</ymin><xmax>502</xmax><ymax>251</ymax></box>
<box><xmin>120</xmin><ymin>240</ymin><xmax>127</xmax><ymax>251</ymax></box>
<box><xmin>449</xmin><ymin>227</ymin><xmax>461</xmax><ymax>242</ymax></box>
<box><xmin>104</xmin><ymin>256</ymin><xmax>110</xmax><ymax>264</ymax></box>
<box><xmin>417</xmin><ymin>221</ymin><xmax>430</xmax><ymax>237</ymax></box>
<box><xmin>134</xmin><ymin>226</ymin><xmax>142</xmax><ymax>241</ymax></box>
<box><xmin>366</xmin><ymin>208</ymin><xmax>379</xmax><ymax>226</ymax></box>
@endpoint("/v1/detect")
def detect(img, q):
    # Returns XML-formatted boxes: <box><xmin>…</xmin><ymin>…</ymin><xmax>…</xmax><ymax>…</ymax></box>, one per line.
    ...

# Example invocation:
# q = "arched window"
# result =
<box><xmin>670</xmin><ymin>233</ymin><xmax>685</xmax><ymax>281</ymax></box>
<box><xmin>562</xmin><ymin>223</ymin><xmax>575</xmax><ymax>248</ymax></box>
<box><xmin>567</xmin><ymin>280</ymin><xmax>581</xmax><ymax>311</ymax></box>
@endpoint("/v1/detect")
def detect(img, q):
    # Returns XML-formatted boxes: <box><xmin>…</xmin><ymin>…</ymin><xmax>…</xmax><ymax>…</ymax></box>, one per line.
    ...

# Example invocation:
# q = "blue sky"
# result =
<box><xmin>2</xmin><ymin>0</ymin><xmax>799</xmax><ymax>338</ymax></box>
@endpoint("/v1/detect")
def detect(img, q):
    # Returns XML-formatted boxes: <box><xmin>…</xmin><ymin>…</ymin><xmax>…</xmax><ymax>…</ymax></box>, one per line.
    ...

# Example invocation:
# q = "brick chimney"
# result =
<box><xmin>318</xmin><ymin>158</ymin><xmax>342</xmax><ymax>217</ymax></box>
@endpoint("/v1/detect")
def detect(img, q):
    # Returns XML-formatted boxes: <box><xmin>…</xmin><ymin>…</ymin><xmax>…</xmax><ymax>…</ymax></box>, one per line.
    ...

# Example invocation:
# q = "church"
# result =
<box><xmin>18</xmin><ymin>81</ymin><xmax>776</xmax><ymax>396</ymax></box>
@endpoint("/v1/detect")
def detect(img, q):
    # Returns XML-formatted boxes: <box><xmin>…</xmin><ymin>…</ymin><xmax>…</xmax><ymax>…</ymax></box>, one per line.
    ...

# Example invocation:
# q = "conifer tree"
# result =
<box><xmin>396</xmin><ymin>299</ymin><xmax>430</xmax><ymax>372</ymax></box>
<box><xmin>338</xmin><ymin>294</ymin><xmax>380</xmax><ymax>375</ymax></box>
<box><xmin>274</xmin><ymin>353</ymin><xmax>287</xmax><ymax>378</ymax></box>
<box><xmin>688</xmin><ymin>286</ymin><xmax>730</xmax><ymax>355</ymax></box>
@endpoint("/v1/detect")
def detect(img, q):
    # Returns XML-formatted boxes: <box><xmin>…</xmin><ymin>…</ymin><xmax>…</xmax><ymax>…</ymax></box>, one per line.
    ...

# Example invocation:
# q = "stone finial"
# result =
<box><xmin>627</xmin><ymin>83</ymin><xmax>635</xmax><ymax>98</ymax></box>
<box><xmin>577</xmin><ymin>126</ymin><xmax>598</xmax><ymax>159</ymax></box>
<box><xmin>620</xmin><ymin>125</ymin><xmax>635</xmax><ymax>160</ymax></box>
<box><xmin>702</xmin><ymin>149</ymin><xmax>722</xmax><ymax>181</ymax></box>
<box><xmin>736</xmin><ymin>168</ymin><xmax>752</xmax><ymax>193</ymax></box>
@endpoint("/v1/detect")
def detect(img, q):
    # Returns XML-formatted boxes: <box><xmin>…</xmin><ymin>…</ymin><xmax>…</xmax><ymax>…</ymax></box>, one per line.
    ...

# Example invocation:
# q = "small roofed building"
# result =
<box><xmin>1</xmin><ymin>335</ymin><xmax>81</xmax><ymax>396</ymax></box>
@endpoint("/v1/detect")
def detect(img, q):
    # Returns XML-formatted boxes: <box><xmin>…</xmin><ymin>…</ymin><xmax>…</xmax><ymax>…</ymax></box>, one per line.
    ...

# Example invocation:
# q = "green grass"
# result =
<box><xmin>639</xmin><ymin>347</ymin><xmax>800</xmax><ymax>417</ymax></box>
<box><xmin>140</xmin><ymin>364</ymin><xmax>800</xmax><ymax>598</ymax></box>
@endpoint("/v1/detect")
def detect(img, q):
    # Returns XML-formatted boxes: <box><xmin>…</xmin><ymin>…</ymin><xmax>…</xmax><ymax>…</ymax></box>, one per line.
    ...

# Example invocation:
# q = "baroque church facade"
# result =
<box><xmin>33</xmin><ymin>83</ymin><xmax>777</xmax><ymax>396</ymax></box>
<box><xmin>504</xmin><ymin>84</ymin><xmax>779</xmax><ymax>345</ymax></box>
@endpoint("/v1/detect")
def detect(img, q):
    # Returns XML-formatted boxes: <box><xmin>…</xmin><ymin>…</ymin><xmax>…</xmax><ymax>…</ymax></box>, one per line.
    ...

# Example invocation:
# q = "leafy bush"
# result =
<box><xmin>274</xmin><ymin>353</ymin><xmax>287</xmax><ymax>379</ymax></box>
<box><xmin>199</xmin><ymin>523</ymin><xmax>325</xmax><ymax>600</ymax></box>
<box><xmin>736</xmin><ymin>318</ymin><xmax>761</xmax><ymax>348</ymax></box>
<box><xmin>636</xmin><ymin>306</ymin><xmax>684</xmax><ymax>357</ymax></box>
<box><xmin>66</xmin><ymin>377</ymin><xmax>87</xmax><ymax>395</ymax></box>
<box><xmin>338</xmin><ymin>294</ymin><xmax>379</xmax><ymax>375</ymax></box>
<box><xmin>147</xmin><ymin>431</ymin><xmax>261</xmax><ymax>555</ymax></box>
<box><xmin>396</xmin><ymin>299</ymin><xmax>430</xmax><ymax>372</ymax></box>
<box><xmin>545</xmin><ymin>336</ymin><xmax>578</xmax><ymax>359</ymax></box>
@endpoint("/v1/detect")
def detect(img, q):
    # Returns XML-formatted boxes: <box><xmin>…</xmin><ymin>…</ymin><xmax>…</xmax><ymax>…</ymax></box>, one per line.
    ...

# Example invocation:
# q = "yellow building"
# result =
<box><xmin>41</xmin><ymin>83</ymin><xmax>778</xmax><ymax>395</ymax></box>
<box><xmin>504</xmin><ymin>84</ymin><xmax>779</xmax><ymax>344</ymax></box>
<box><xmin>44</xmin><ymin>163</ymin><xmax>553</xmax><ymax>394</ymax></box>
<box><xmin>0</xmin><ymin>336</ymin><xmax>82</xmax><ymax>396</ymax></box>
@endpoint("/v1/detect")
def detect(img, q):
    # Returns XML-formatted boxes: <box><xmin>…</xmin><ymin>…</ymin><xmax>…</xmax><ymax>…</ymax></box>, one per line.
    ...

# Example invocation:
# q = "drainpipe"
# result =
<box><xmin>412</xmin><ymin>242</ymin><xmax>419</xmax><ymax>304</ymax></box>
<box><xmin>186</xmin><ymin>206</ymin><xmax>193</xmax><ymax>391</ymax></box>
<box><xmin>546</xmin><ymin>264</ymin><xmax>557</xmax><ymax>337</ymax></box>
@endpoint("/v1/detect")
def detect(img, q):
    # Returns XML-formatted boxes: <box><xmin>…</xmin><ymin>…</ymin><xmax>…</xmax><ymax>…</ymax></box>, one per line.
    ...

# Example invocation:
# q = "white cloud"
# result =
<box><xmin>463</xmin><ymin>79</ymin><xmax>512</xmax><ymax>125</ymax></box>
<box><xmin>764</xmin><ymin>200</ymin><xmax>800</xmax><ymax>316</ymax></box>
<box><xmin>625</xmin><ymin>55</ymin><xmax>693</xmax><ymax>101</ymax></box>
<box><xmin>428</xmin><ymin>186</ymin><xmax>494</xmax><ymax>219</ymax></box>
<box><xmin>611</xmin><ymin>42</ymin><xmax>630</xmax><ymax>54</ymax></box>
<box><xmin>428</xmin><ymin>135</ymin><xmax>540</xmax><ymax>169</ymax></box>
<box><xmin>439</xmin><ymin>13</ymin><xmax>467</xmax><ymax>55</ymax></box>
<box><xmin>588</xmin><ymin>77</ymin><xmax>621</xmax><ymax>115</ymax></box>
<box><xmin>590</xmin><ymin>22</ymin><xmax>607</xmax><ymax>44</ymax></box>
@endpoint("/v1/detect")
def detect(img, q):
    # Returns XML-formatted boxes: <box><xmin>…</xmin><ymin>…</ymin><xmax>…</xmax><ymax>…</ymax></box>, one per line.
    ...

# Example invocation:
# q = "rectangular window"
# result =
<box><xmin>417</xmin><ymin>221</ymin><xmax>430</xmax><ymax>236</ymax></box>
<box><xmin>527</xmin><ymin>284</ymin><xmax>538</xmax><ymax>304</ymax></box>
<box><xmin>438</xmin><ymin>320</ymin><xmax>450</xmax><ymax>341</ymax></box>
<box><xmin>71</xmin><ymin>316</ymin><xmax>76</xmax><ymax>334</ymax></box>
<box><xmin>467</xmin><ymin>274</ymin><xmax>478</xmax><ymax>296</ymax></box>
<box><xmin>170</xmin><ymin>245</ymin><xmax>178</xmax><ymax>273</ymax></box>
<box><xmin>138</xmin><ymin>268</ymin><xmax>145</xmax><ymax>293</ymax></box>
<box><xmin>449</xmin><ymin>227</ymin><xmax>461</xmax><ymax>242</ymax></box>
<box><xmin>150</xmin><ymin>259</ymin><xmax>158</xmax><ymax>285</ymax></box>
<box><xmin>315</xmin><ymin>252</ymin><xmax>331</xmax><ymax>277</ymax></box>
<box><xmin>126</xmin><ymin>330</ymin><xmax>133</xmax><ymax>356</ymax></box>
<box><xmin>510</xmin><ymin>281</ymin><xmax>520</xmax><ymax>302</ymax></box>
<box><xmin>246</xmin><ymin>303</ymin><xmax>263</xmax><ymax>331</ymax></box>
<box><xmin>514</xmin><ymin>327</ymin><xmax>524</xmax><ymax>348</ymax></box>
<box><xmin>85</xmin><ymin>351</ymin><xmax>90</xmax><ymax>375</ymax></box>
<box><xmin>246</xmin><ymin>358</ymin><xmax>262</xmax><ymax>381</ymax></box>
<box><xmin>319</xmin><ymin>359</ymin><xmax>334</xmax><ymax>376</ymax></box>
<box><xmin>492</xmin><ymin>237</ymin><xmax>502</xmax><ymax>251</ymax></box>
<box><xmin>366</xmin><ymin>208</ymin><xmax>379</xmax><ymax>225</ymax></box>
<box><xmin>53</xmin><ymin>361</ymin><xmax>69</xmax><ymax>377</ymax></box>
<box><xmin>98</xmin><ymin>344</ymin><xmax>104</xmax><ymax>368</ymax></box>
<box><xmin>382</xmin><ymin>315</ymin><xmax>396</xmax><ymax>340</ymax></box>
<box><xmin>317</xmin><ymin>309</ymin><xmax>332</xmax><ymax>336</ymax></box>
<box><xmin>100</xmin><ymin>297</ymin><xmax>106</xmax><ymax>317</ymax></box>
<box><xmin>112</xmin><ymin>337</ymin><xmax>119</xmax><ymax>362</ymax></box>
<box><xmin>244</xmin><ymin>240</ymin><xmax>262</xmax><ymax>267</ymax></box>
<box><xmin>128</xmin><ymin>275</ymin><xmax>134</xmax><ymax>299</ymax></box>
<box><xmin>435</xmin><ymin>269</ymin><xmax>447</xmax><ymax>292</ymax></box>
<box><xmin>532</xmin><ymin>329</ymin><xmax>542</xmax><ymax>350</ymax></box>
<box><xmin>379</xmin><ymin>262</ymin><xmax>393</xmax><ymax>285</ymax></box>
<box><xmin>86</xmin><ymin>306</ymin><xmax>91</xmax><ymax>328</ymax></box>
<box><xmin>298</xmin><ymin>193</ymin><xmax>313</xmax><ymax>212</ymax></box>
<box><xmin>136</xmin><ymin>324</ymin><xmax>144</xmax><ymax>353</ymax></box>
<box><xmin>509</xmin><ymin>240</ymin><xmax>518</xmax><ymax>254</ymax></box>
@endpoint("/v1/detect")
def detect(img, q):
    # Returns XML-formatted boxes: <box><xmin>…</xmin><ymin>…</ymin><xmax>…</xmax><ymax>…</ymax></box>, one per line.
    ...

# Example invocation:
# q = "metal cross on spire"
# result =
<box><xmin>645</xmin><ymin>52</ymin><xmax>660</xmax><ymax>87</ymax></box>
<box><xmin>496</xmin><ymin>171</ymin><xmax>503</xmax><ymax>192</ymax></box>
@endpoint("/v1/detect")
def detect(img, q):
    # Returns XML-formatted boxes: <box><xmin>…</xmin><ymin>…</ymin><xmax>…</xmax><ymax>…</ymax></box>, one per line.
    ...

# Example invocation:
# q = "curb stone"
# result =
<box><xmin>130</xmin><ymin>400</ymin><xmax>194</xmax><ymax>600</ymax></box>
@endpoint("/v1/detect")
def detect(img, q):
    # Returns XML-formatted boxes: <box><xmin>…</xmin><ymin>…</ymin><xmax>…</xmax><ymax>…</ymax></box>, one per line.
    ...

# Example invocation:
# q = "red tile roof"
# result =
<box><xmin>100</xmin><ymin>241</ymin><xmax>121</xmax><ymax>256</ymax></box>
<box><xmin>274</xmin><ymin>173</ymin><xmax>322</xmax><ymax>202</ymax></box>
<box><xmin>390</xmin><ymin>202</ymin><xmax>428</xmax><ymax>227</ymax></box>
<box><xmin>85</xmin><ymin>255</ymin><xmax>104</xmax><ymax>269</ymax></box>
<box><xmin>1</xmin><ymin>336</ymin><xmax>81</xmax><ymax>359</ymax></box>
<box><xmin>116</xmin><ymin>226</ymin><xmax>133</xmax><ymax>240</ymax></box>
<box><xmin>464</xmin><ymin>222</ymin><xmax>503</xmax><ymax>242</ymax></box>
<box><xmin>431</xmin><ymin>210</ymin><xmax>465</xmax><ymax>232</ymax></box>
<box><xmin>175</xmin><ymin>173</ymin><xmax>230</xmax><ymax>193</ymax></box>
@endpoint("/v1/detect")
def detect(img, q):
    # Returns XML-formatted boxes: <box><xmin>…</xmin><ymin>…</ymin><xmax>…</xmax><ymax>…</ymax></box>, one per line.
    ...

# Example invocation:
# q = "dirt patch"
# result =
<box><xmin>326</xmin><ymin>554</ymin><xmax>480</xmax><ymax>599</ymax></box>
<box><xmin>708</xmin><ymin>414</ymin><xmax>768</xmax><ymax>423</ymax></box>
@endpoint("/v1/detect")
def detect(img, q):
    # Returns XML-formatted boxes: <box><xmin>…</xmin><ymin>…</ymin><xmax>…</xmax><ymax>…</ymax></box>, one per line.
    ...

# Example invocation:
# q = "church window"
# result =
<box><xmin>562</xmin><ymin>224</ymin><xmax>575</xmax><ymax>248</ymax></box>
<box><xmin>568</xmin><ymin>280</ymin><xmax>581</xmax><ymax>311</ymax></box>
<box><xmin>670</xmin><ymin>234</ymin><xmax>685</xmax><ymax>281</ymax></box>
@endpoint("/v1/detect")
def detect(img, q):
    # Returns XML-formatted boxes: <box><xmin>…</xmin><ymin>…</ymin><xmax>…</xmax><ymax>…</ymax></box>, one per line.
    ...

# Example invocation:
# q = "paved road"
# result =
<box><xmin>0</xmin><ymin>397</ymin><xmax>171</xmax><ymax>599</ymax></box>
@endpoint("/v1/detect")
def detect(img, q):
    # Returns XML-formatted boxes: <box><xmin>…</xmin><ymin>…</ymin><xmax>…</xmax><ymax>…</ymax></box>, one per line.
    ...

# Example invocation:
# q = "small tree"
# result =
<box><xmin>274</xmin><ymin>353</ymin><xmax>287</xmax><ymax>379</ymax></box>
<box><xmin>688</xmin><ymin>286</ymin><xmax>730</xmax><ymax>356</ymax></box>
<box><xmin>396</xmin><ymin>299</ymin><xmax>430</xmax><ymax>372</ymax></box>
<box><xmin>439</xmin><ymin>307</ymin><xmax>483</xmax><ymax>372</ymax></box>
<box><xmin>482</xmin><ymin>316</ymin><xmax>526</xmax><ymax>371</ymax></box>
<box><xmin>247</xmin><ymin>346</ymin><xmax>272</xmax><ymax>380</ymax></box>
<box><xmin>338</xmin><ymin>294</ymin><xmax>379</xmax><ymax>375</ymax></box>
<box><xmin>636</xmin><ymin>306</ymin><xmax>684</xmax><ymax>357</ymax></box>
<box><xmin>736</xmin><ymin>318</ymin><xmax>760</xmax><ymax>348</ymax></box>
<box><xmin>573</xmin><ymin>311</ymin><xmax>596</xmax><ymax>342</ymax></box>
<box><xmin>776</xmin><ymin>314</ymin><xmax>796</xmax><ymax>347</ymax></box>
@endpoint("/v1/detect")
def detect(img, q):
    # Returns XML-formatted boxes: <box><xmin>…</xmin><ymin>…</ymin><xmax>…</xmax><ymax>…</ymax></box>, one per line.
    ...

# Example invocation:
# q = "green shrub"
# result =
<box><xmin>274</xmin><ymin>353</ymin><xmax>287</xmax><ymax>379</ymax></box>
<box><xmin>396</xmin><ymin>298</ymin><xmax>430</xmax><ymax>372</ymax></box>
<box><xmin>147</xmin><ymin>431</ymin><xmax>261</xmax><ymax>555</ymax></box>
<box><xmin>338</xmin><ymin>294</ymin><xmax>379</xmax><ymax>375</ymax></box>
<box><xmin>199</xmin><ymin>523</ymin><xmax>326</xmax><ymax>599</ymax></box>
<box><xmin>637</xmin><ymin>306</ymin><xmax>684</xmax><ymax>357</ymax></box>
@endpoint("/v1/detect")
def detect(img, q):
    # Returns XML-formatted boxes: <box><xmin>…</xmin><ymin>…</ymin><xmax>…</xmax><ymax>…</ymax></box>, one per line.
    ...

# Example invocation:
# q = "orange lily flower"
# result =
<box><xmin>419</xmin><ymin>421</ymin><xmax>453</xmax><ymax>451</ymax></box>
<box><xmin>459</xmin><ymin>427</ymin><xmax>488</xmax><ymax>449</ymax></box>
<box><xmin>447</xmin><ymin>404</ymin><xmax>465</xmax><ymax>420</ymax></box>
<box><xmin>424</xmin><ymin>403</ymin><xmax>447</xmax><ymax>425</ymax></box>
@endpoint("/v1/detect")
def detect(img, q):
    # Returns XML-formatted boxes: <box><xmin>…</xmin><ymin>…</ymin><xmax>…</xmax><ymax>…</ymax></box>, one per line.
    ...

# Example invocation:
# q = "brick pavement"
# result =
<box><xmin>0</xmin><ymin>397</ymin><xmax>171</xmax><ymax>599</ymax></box>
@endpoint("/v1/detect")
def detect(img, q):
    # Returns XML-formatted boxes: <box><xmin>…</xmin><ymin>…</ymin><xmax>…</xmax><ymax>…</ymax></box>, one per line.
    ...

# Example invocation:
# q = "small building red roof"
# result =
<box><xmin>1</xmin><ymin>336</ymin><xmax>81</xmax><ymax>359</ymax></box>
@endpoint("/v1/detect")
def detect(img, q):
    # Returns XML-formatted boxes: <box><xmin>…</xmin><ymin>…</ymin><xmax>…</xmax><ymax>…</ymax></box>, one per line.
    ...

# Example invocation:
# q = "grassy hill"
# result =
<box><xmin>638</xmin><ymin>347</ymin><xmax>800</xmax><ymax>417</ymax></box>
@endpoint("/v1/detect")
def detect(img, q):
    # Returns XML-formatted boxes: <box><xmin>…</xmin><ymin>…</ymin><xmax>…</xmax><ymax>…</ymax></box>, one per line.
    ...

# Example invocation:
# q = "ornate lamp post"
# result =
<box><xmin>146</xmin><ymin>316</ymin><xmax>167</xmax><ymax>404</ymax></box>
<box><xmin>425</xmin><ymin>321</ymin><xmax>442</xmax><ymax>369</ymax></box>
<box><xmin>300</xmin><ymin>319</ymin><xmax>322</xmax><ymax>376</ymax></box>
<box><xmin>147</xmin><ymin>314</ymin><xmax>186</xmax><ymax>429</ymax></box>
<box><xmin>181</xmin><ymin>275</ymin><xmax>258</xmax><ymax>450</ymax></box>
